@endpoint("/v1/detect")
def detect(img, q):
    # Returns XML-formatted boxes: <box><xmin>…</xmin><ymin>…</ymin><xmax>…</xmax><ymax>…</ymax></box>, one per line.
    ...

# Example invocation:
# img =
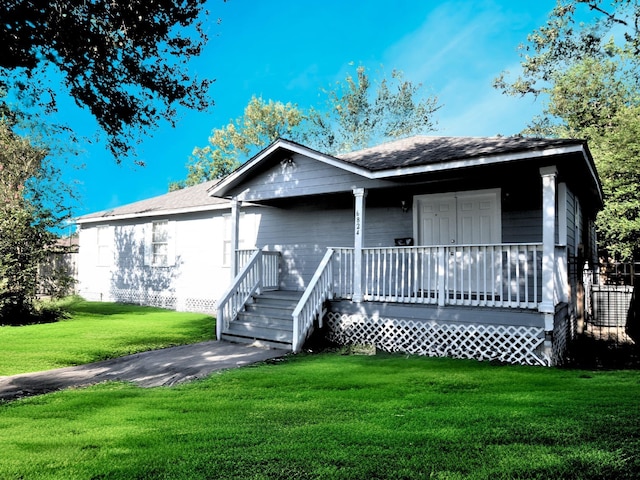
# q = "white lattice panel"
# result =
<box><xmin>111</xmin><ymin>289</ymin><xmax>177</xmax><ymax>310</ymax></box>
<box><xmin>325</xmin><ymin>312</ymin><xmax>549</xmax><ymax>366</ymax></box>
<box><xmin>183</xmin><ymin>298</ymin><xmax>217</xmax><ymax>314</ymax></box>
<box><xmin>552</xmin><ymin>316</ymin><xmax>569</xmax><ymax>366</ymax></box>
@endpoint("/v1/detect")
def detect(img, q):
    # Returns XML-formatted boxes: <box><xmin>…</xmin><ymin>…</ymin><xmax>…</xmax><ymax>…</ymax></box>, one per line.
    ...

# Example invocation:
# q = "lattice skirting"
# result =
<box><xmin>325</xmin><ymin>312</ymin><xmax>549</xmax><ymax>366</ymax></box>
<box><xmin>552</xmin><ymin>315</ymin><xmax>570</xmax><ymax>366</ymax></box>
<box><xmin>111</xmin><ymin>289</ymin><xmax>177</xmax><ymax>309</ymax></box>
<box><xmin>109</xmin><ymin>289</ymin><xmax>217</xmax><ymax>314</ymax></box>
<box><xmin>182</xmin><ymin>297</ymin><xmax>217</xmax><ymax>314</ymax></box>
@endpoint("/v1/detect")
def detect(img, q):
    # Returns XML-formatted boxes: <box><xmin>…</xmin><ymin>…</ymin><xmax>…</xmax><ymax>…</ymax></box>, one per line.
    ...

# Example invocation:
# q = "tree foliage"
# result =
<box><xmin>0</xmin><ymin>117</ymin><xmax>72</xmax><ymax>323</ymax></box>
<box><xmin>312</xmin><ymin>66</ymin><xmax>441</xmax><ymax>154</ymax></box>
<box><xmin>175</xmin><ymin>66</ymin><xmax>440</xmax><ymax>188</ymax></box>
<box><xmin>587</xmin><ymin>106</ymin><xmax>640</xmax><ymax>260</ymax></box>
<box><xmin>1</xmin><ymin>0</ymin><xmax>213</xmax><ymax>161</ymax></box>
<box><xmin>495</xmin><ymin>0</ymin><xmax>640</xmax><ymax>260</ymax></box>
<box><xmin>170</xmin><ymin>96</ymin><xmax>306</xmax><ymax>190</ymax></box>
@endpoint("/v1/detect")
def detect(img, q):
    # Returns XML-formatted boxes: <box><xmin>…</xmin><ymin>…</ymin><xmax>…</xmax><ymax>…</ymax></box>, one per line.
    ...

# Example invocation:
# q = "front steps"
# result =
<box><xmin>220</xmin><ymin>290</ymin><xmax>303</xmax><ymax>350</ymax></box>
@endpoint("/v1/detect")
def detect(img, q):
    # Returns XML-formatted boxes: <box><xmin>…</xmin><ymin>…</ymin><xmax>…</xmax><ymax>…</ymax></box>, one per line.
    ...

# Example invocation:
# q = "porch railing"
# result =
<box><xmin>216</xmin><ymin>249</ymin><xmax>281</xmax><ymax>339</ymax></box>
<box><xmin>292</xmin><ymin>248</ymin><xmax>335</xmax><ymax>352</ymax></box>
<box><xmin>236</xmin><ymin>249</ymin><xmax>280</xmax><ymax>287</ymax></box>
<box><xmin>332</xmin><ymin>244</ymin><xmax>544</xmax><ymax>309</ymax></box>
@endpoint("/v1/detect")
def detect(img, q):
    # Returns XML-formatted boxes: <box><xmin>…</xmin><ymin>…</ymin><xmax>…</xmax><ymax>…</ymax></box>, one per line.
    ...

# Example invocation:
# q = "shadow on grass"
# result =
<box><xmin>567</xmin><ymin>335</ymin><xmax>640</xmax><ymax>370</ymax></box>
<box><xmin>66</xmin><ymin>301</ymin><xmax>171</xmax><ymax>317</ymax></box>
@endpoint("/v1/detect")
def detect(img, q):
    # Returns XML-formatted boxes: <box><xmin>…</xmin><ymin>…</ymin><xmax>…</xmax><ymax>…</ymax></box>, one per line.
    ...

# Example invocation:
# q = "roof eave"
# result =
<box><xmin>75</xmin><ymin>202</ymin><xmax>232</xmax><ymax>225</ymax></box>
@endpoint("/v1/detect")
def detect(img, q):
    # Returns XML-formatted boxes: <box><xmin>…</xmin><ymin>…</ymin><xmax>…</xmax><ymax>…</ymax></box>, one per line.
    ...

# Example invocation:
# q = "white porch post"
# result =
<box><xmin>539</xmin><ymin>166</ymin><xmax>557</xmax><ymax>329</ymax></box>
<box><xmin>230</xmin><ymin>197</ymin><xmax>240</xmax><ymax>280</ymax></box>
<box><xmin>353</xmin><ymin>188</ymin><xmax>367</xmax><ymax>303</ymax></box>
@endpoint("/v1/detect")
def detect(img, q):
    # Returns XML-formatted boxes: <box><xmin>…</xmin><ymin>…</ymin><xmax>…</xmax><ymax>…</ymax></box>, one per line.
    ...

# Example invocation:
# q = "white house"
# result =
<box><xmin>76</xmin><ymin>136</ymin><xmax>603</xmax><ymax>366</ymax></box>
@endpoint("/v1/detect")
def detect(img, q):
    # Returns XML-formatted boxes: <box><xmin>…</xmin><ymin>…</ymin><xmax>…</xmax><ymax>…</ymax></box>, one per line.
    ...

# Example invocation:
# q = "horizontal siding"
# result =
<box><xmin>77</xmin><ymin>209</ymin><xmax>238</xmax><ymax>309</ymax></box>
<box><xmin>254</xmin><ymin>203</ymin><xmax>413</xmax><ymax>290</ymax></box>
<box><xmin>235</xmin><ymin>153</ymin><xmax>394</xmax><ymax>201</ymax></box>
<box><xmin>502</xmin><ymin>210</ymin><xmax>542</xmax><ymax>243</ymax></box>
<box><xmin>566</xmin><ymin>188</ymin><xmax>576</xmax><ymax>258</ymax></box>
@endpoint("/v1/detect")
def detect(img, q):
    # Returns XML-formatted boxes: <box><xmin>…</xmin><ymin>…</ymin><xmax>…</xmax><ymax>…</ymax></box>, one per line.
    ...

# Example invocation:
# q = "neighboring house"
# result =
<box><xmin>76</xmin><ymin>136</ymin><xmax>603</xmax><ymax>366</ymax></box>
<box><xmin>38</xmin><ymin>235</ymin><xmax>79</xmax><ymax>297</ymax></box>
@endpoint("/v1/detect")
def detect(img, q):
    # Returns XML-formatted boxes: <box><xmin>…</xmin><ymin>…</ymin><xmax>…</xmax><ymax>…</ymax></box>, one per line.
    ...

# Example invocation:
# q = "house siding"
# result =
<box><xmin>77</xmin><ymin>208</ymin><xmax>263</xmax><ymax>313</ymax></box>
<box><xmin>232</xmin><ymin>153</ymin><xmax>394</xmax><ymax>201</ymax></box>
<box><xmin>254</xmin><ymin>203</ymin><xmax>413</xmax><ymax>290</ymax></box>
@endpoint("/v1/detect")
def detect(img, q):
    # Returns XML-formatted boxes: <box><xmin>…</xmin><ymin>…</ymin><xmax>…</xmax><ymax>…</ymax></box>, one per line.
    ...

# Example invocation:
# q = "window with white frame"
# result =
<box><xmin>97</xmin><ymin>225</ymin><xmax>112</xmax><ymax>266</ymax></box>
<box><xmin>222</xmin><ymin>213</ymin><xmax>254</xmax><ymax>267</ymax></box>
<box><xmin>151</xmin><ymin>220</ymin><xmax>169</xmax><ymax>267</ymax></box>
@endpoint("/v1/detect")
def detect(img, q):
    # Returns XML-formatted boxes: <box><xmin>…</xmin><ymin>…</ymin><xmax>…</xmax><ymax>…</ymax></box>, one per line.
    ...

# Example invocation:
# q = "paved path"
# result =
<box><xmin>0</xmin><ymin>341</ymin><xmax>288</xmax><ymax>402</ymax></box>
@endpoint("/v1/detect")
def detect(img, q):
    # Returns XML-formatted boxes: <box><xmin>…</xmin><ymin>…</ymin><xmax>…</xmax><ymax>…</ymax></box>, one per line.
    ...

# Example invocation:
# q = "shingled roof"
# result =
<box><xmin>76</xmin><ymin>179</ymin><xmax>229</xmax><ymax>224</ymax></box>
<box><xmin>336</xmin><ymin>136</ymin><xmax>587</xmax><ymax>171</ymax></box>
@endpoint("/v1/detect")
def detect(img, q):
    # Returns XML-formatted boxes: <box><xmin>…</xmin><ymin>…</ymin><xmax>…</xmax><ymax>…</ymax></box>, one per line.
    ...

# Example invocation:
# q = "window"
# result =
<box><xmin>151</xmin><ymin>220</ymin><xmax>169</xmax><ymax>267</ymax></box>
<box><xmin>97</xmin><ymin>225</ymin><xmax>112</xmax><ymax>266</ymax></box>
<box><xmin>222</xmin><ymin>213</ymin><xmax>255</xmax><ymax>267</ymax></box>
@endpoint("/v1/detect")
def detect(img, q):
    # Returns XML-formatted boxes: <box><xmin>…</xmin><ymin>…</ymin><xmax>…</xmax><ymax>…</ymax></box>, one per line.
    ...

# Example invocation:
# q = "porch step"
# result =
<box><xmin>222</xmin><ymin>290</ymin><xmax>303</xmax><ymax>349</ymax></box>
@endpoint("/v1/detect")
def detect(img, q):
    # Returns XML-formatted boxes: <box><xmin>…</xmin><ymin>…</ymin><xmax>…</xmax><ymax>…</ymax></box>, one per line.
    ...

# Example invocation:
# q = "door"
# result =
<box><xmin>415</xmin><ymin>190</ymin><xmax>500</xmax><ymax>246</ymax></box>
<box><xmin>415</xmin><ymin>189</ymin><xmax>501</xmax><ymax>300</ymax></box>
<box><xmin>416</xmin><ymin>194</ymin><xmax>457</xmax><ymax>245</ymax></box>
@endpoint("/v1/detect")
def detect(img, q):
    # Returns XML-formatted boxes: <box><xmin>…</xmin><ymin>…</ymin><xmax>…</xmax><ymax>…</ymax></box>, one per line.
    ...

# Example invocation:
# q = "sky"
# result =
<box><xmin>53</xmin><ymin>0</ymin><xmax>560</xmax><ymax>219</ymax></box>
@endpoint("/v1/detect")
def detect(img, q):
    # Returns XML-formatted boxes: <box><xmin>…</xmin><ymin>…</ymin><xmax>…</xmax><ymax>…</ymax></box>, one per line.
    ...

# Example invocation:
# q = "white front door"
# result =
<box><xmin>415</xmin><ymin>189</ymin><xmax>501</xmax><ymax>246</ymax></box>
<box><xmin>414</xmin><ymin>189</ymin><xmax>501</xmax><ymax>300</ymax></box>
<box><xmin>416</xmin><ymin>194</ymin><xmax>457</xmax><ymax>245</ymax></box>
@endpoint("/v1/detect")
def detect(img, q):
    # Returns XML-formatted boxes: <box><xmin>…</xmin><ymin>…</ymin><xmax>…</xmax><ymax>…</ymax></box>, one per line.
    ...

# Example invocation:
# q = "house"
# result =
<box><xmin>76</xmin><ymin>180</ymin><xmax>242</xmax><ymax>312</ymax></box>
<box><xmin>76</xmin><ymin>136</ymin><xmax>603</xmax><ymax>366</ymax></box>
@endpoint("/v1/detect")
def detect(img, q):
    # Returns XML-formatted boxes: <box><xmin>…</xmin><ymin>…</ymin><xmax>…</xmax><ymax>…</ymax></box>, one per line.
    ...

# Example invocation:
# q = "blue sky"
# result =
<box><xmin>58</xmin><ymin>0</ymin><xmax>559</xmax><ymax>217</ymax></box>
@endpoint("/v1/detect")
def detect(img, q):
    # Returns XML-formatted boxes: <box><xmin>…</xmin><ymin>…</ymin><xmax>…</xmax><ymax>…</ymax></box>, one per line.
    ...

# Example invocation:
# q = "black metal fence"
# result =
<box><xmin>575</xmin><ymin>262</ymin><xmax>639</xmax><ymax>368</ymax></box>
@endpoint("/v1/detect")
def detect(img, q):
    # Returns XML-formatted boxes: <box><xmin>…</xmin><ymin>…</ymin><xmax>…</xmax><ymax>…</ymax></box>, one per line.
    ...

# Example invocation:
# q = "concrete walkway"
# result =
<box><xmin>0</xmin><ymin>341</ymin><xmax>288</xmax><ymax>402</ymax></box>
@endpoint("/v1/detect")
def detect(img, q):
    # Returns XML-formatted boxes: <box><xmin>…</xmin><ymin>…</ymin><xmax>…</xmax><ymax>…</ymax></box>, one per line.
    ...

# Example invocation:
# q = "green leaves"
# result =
<box><xmin>177</xmin><ymin>65</ymin><xmax>441</xmax><ymax>188</ymax></box>
<box><xmin>172</xmin><ymin>96</ymin><xmax>307</xmax><ymax>189</ymax></box>
<box><xmin>314</xmin><ymin>66</ymin><xmax>440</xmax><ymax>154</ymax></box>
<box><xmin>496</xmin><ymin>1</ymin><xmax>640</xmax><ymax>260</ymax></box>
<box><xmin>0</xmin><ymin>0</ymin><xmax>212</xmax><ymax>161</ymax></box>
<box><xmin>0</xmin><ymin>120</ymin><xmax>69</xmax><ymax>321</ymax></box>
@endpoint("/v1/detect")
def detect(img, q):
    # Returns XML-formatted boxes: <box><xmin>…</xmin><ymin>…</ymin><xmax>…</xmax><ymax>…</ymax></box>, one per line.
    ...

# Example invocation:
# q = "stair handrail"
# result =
<box><xmin>292</xmin><ymin>248</ymin><xmax>335</xmax><ymax>352</ymax></box>
<box><xmin>216</xmin><ymin>249</ymin><xmax>263</xmax><ymax>340</ymax></box>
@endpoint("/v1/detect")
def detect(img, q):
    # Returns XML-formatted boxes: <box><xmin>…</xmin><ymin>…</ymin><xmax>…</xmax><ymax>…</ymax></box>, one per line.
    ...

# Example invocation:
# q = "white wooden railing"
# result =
<box><xmin>235</xmin><ymin>249</ymin><xmax>280</xmax><ymax>286</ymax></box>
<box><xmin>332</xmin><ymin>244</ymin><xmax>545</xmax><ymax>309</ymax></box>
<box><xmin>292</xmin><ymin>248</ymin><xmax>335</xmax><ymax>352</ymax></box>
<box><xmin>216</xmin><ymin>249</ymin><xmax>281</xmax><ymax>339</ymax></box>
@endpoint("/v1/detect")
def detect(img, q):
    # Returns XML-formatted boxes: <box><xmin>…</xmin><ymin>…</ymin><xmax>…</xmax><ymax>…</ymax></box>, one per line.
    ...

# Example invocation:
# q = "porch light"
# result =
<box><xmin>401</xmin><ymin>200</ymin><xmax>409</xmax><ymax>213</ymax></box>
<box><xmin>281</xmin><ymin>157</ymin><xmax>296</xmax><ymax>168</ymax></box>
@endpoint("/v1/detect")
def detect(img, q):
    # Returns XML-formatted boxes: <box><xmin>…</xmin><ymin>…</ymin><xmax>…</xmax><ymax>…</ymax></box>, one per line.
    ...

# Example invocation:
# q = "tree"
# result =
<box><xmin>587</xmin><ymin>106</ymin><xmax>640</xmax><ymax>260</ymax></box>
<box><xmin>170</xmin><ymin>96</ymin><xmax>307</xmax><ymax>190</ymax></box>
<box><xmin>311</xmin><ymin>66</ymin><xmax>441</xmax><ymax>154</ymax></box>
<box><xmin>175</xmin><ymin>66</ymin><xmax>441</xmax><ymax>188</ymax></box>
<box><xmin>0</xmin><ymin>117</ymin><xmax>72</xmax><ymax>323</ymax></box>
<box><xmin>494</xmin><ymin>0</ymin><xmax>640</xmax><ymax>260</ymax></box>
<box><xmin>1</xmin><ymin>0</ymin><xmax>213</xmax><ymax>161</ymax></box>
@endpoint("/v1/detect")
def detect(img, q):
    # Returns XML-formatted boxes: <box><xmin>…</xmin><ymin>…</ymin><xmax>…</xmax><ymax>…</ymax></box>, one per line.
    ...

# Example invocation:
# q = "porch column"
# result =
<box><xmin>539</xmin><ymin>166</ymin><xmax>557</xmax><ymax>328</ymax></box>
<box><xmin>353</xmin><ymin>188</ymin><xmax>367</xmax><ymax>303</ymax></box>
<box><xmin>230</xmin><ymin>196</ymin><xmax>241</xmax><ymax>280</ymax></box>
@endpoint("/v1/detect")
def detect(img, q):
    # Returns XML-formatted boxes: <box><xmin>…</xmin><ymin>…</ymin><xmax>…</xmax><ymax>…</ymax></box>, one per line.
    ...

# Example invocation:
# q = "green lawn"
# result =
<box><xmin>1</xmin><ymin>353</ymin><xmax>639</xmax><ymax>479</ymax></box>
<box><xmin>0</xmin><ymin>299</ymin><xmax>215</xmax><ymax>375</ymax></box>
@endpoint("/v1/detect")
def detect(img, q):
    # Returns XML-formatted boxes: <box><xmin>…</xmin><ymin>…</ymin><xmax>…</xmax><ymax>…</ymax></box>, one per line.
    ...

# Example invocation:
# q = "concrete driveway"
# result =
<box><xmin>0</xmin><ymin>341</ymin><xmax>288</xmax><ymax>402</ymax></box>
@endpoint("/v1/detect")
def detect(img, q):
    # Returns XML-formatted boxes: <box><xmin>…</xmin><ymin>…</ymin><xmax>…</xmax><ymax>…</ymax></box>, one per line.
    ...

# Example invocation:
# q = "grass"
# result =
<box><xmin>0</xmin><ymin>299</ymin><xmax>215</xmax><ymax>375</ymax></box>
<box><xmin>1</xmin><ymin>353</ymin><xmax>639</xmax><ymax>479</ymax></box>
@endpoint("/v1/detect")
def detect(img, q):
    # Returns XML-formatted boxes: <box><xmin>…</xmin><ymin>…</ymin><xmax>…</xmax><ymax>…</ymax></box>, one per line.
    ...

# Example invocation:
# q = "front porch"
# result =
<box><xmin>216</xmin><ymin>242</ymin><xmax>568</xmax><ymax>365</ymax></box>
